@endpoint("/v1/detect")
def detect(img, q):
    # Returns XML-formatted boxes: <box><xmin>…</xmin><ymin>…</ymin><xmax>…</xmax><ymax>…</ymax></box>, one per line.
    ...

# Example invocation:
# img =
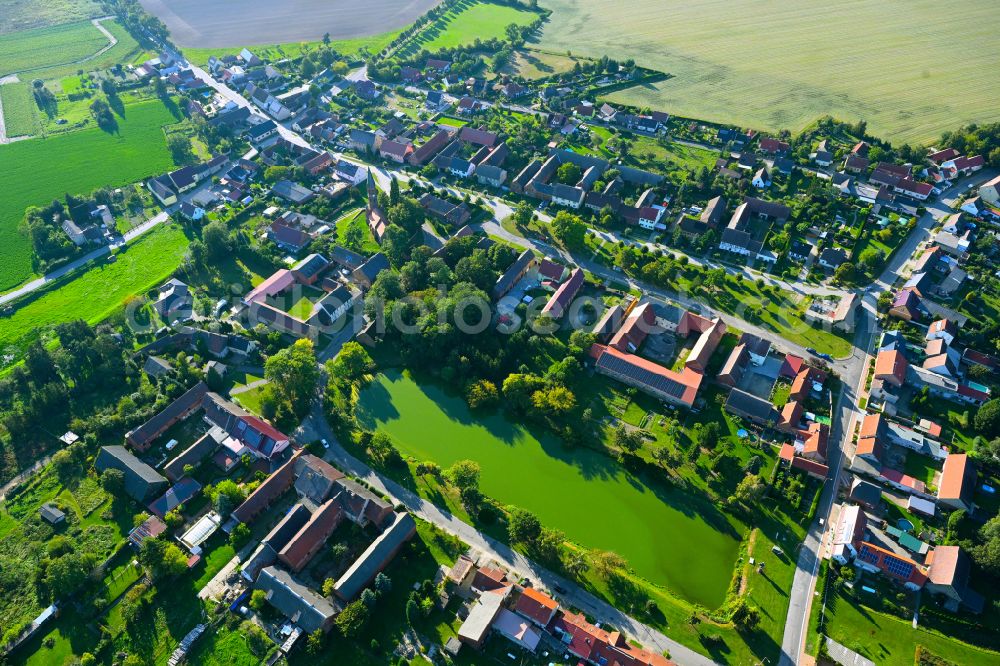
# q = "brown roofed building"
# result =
<box><xmin>801</xmin><ymin>422</ymin><xmax>829</xmax><ymax>461</ymax></box>
<box><xmin>609</xmin><ymin>303</ymin><xmax>657</xmax><ymax>353</ymax></box>
<box><xmin>779</xmin><ymin>400</ymin><xmax>804</xmax><ymax>432</ymax></box>
<box><xmin>514</xmin><ymin>587</ymin><xmax>559</xmax><ymax>628</ymax></box>
<box><xmin>925</xmin><ymin>545</ymin><xmax>985</xmax><ymax>613</ymax></box>
<box><xmin>717</xmin><ymin>343</ymin><xmax>749</xmax><ymax>388</ymax></box>
<box><xmin>278</xmin><ymin>498</ymin><xmax>345</xmax><ymax>572</ymax></box>
<box><xmin>126</xmin><ymin>382</ymin><xmax>210</xmax><ymax>451</ymax></box>
<box><xmin>593</xmin><ymin>345</ymin><xmax>702</xmax><ymax>408</ymax></box>
<box><xmin>472</xmin><ymin>566</ymin><xmax>509</xmax><ymax>593</ymax></box>
<box><xmin>937</xmin><ymin>453</ymin><xmax>976</xmax><ymax>512</ymax></box>
<box><xmin>874</xmin><ymin>349</ymin><xmax>908</xmax><ymax>387</ymax></box>
<box><xmin>233</xmin><ymin>449</ymin><xmax>305</xmax><ymax>523</ymax></box>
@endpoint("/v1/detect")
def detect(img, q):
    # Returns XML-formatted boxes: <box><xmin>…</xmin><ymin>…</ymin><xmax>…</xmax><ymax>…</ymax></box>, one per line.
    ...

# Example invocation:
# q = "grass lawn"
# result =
<box><xmin>0</xmin><ymin>82</ymin><xmax>40</xmax><ymax>137</ymax></box>
<box><xmin>234</xmin><ymin>384</ymin><xmax>267</xmax><ymax>415</ymax></box>
<box><xmin>436</xmin><ymin>115</ymin><xmax>468</xmax><ymax>128</ymax></box>
<box><xmin>817</xmin><ymin>583</ymin><xmax>1000</xmax><ymax>665</ymax></box>
<box><xmin>183</xmin><ymin>622</ymin><xmax>274</xmax><ymax>666</ymax></box>
<box><xmin>539</xmin><ymin>0</ymin><xmax>1000</xmax><ymax>143</ymax></box>
<box><xmin>336</xmin><ymin>208</ymin><xmax>381</xmax><ymax>255</ymax></box>
<box><xmin>0</xmin><ymin>96</ymin><xmax>179</xmax><ymax>291</ymax></box>
<box><xmin>902</xmin><ymin>452</ymin><xmax>941</xmax><ymax>491</ymax></box>
<box><xmin>0</xmin><ymin>224</ymin><xmax>190</xmax><ymax>352</ymax></box>
<box><xmin>396</xmin><ymin>0</ymin><xmax>540</xmax><ymax>57</ymax></box>
<box><xmin>356</xmin><ymin>369</ymin><xmax>745</xmax><ymax>610</ymax></box>
<box><xmin>181</xmin><ymin>29</ymin><xmax>402</xmax><ymax>67</ymax></box>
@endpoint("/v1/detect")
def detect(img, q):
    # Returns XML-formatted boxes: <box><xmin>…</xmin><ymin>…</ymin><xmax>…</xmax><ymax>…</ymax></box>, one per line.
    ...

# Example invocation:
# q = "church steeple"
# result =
<box><xmin>366</xmin><ymin>168</ymin><xmax>377</xmax><ymax>210</ymax></box>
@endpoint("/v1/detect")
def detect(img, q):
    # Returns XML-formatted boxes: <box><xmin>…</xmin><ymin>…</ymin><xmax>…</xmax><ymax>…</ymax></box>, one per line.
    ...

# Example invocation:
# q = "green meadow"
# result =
<box><xmin>181</xmin><ymin>29</ymin><xmax>403</xmax><ymax>67</ymax></box>
<box><xmin>0</xmin><ymin>20</ymin><xmax>106</xmax><ymax>76</ymax></box>
<box><xmin>0</xmin><ymin>82</ymin><xmax>39</xmax><ymax>137</ymax></box>
<box><xmin>357</xmin><ymin>369</ymin><xmax>745</xmax><ymax>609</ymax></box>
<box><xmin>396</xmin><ymin>0</ymin><xmax>540</xmax><ymax>57</ymax></box>
<box><xmin>0</xmin><ymin>224</ymin><xmax>189</xmax><ymax>351</ymax></box>
<box><xmin>0</xmin><ymin>97</ymin><xmax>178</xmax><ymax>291</ymax></box>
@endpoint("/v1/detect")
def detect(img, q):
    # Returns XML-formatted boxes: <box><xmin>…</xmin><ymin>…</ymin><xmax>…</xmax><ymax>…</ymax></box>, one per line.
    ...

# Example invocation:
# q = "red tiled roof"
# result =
<box><xmin>938</xmin><ymin>453</ymin><xmax>975</xmax><ymax>504</ymax></box>
<box><xmin>780</xmin><ymin>353</ymin><xmax>804</xmax><ymax>378</ymax></box>
<box><xmin>514</xmin><ymin>587</ymin><xmax>558</xmax><ymax>626</ymax></box>
<box><xmin>791</xmin><ymin>456</ymin><xmax>829</xmax><ymax>479</ymax></box>
<box><xmin>472</xmin><ymin>566</ymin><xmax>507</xmax><ymax>592</ymax></box>
<box><xmin>594</xmin><ymin>346</ymin><xmax>702</xmax><ymax>407</ymax></box>
<box><xmin>874</xmin><ymin>350</ymin><xmax>908</xmax><ymax>385</ymax></box>
<box><xmin>609</xmin><ymin>303</ymin><xmax>656</xmax><ymax>352</ymax></box>
<box><xmin>278</xmin><ymin>498</ymin><xmax>344</xmax><ymax>572</ymax></box>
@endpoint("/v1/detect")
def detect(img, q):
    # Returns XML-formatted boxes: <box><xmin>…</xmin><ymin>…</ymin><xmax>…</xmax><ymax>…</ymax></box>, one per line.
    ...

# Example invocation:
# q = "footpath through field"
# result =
<box><xmin>298</xmin><ymin>403</ymin><xmax>716</xmax><ymax>666</ymax></box>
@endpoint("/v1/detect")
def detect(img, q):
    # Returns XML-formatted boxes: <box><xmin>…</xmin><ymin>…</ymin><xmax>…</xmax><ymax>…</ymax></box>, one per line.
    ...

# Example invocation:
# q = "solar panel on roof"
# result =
<box><xmin>598</xmin><ymin>355</ymin><xmax>686</xmax><ymax>398</ymax></box>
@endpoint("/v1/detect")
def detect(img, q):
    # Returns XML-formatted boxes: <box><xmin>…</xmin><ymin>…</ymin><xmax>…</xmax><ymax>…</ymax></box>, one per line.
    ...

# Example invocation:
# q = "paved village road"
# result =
<box><xmin>298</xmin><ymin>403</ymin><xmax>716</xmax><ymax>666</ymax></box>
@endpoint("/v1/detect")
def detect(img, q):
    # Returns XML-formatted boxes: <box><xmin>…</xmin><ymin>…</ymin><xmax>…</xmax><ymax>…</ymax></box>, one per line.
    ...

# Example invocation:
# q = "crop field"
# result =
<box><xmin>397</xmin><ymin>0</ymin><xmax>540</xmax><ymax>57</ymax></box>
<box><xmin>0</xmin><ymin>82</ymin><xmax>39</xmax><ymax>137</ymax></box>
<box><xmin>0</xmin><ymin>97</ymin><xmax>178</xmax><ymax>291</ymax></box>
<box><xmin>0</xmin><ymin>0</ymin><xmax>101</xmax><ymax>36</ymax></box>
<box><xmin>0</xmin><ymin>20</ymin><xmax>109</xmax><ymax>76</ymax></box>
<box><xmin>537</xmin><ymin>0</ymin><xmax>1000</xmax><ymax>143</ymax></box>
<box><xmin>507</xmin><ymin>48</ymin><xmax>582</xmax><ymax>80</ymax></box>
<box><xmin>141</xmin><ymin>0</ymin><xmax>438</xmax><ymax>47</ymax></box>
<box><xmin>181</xmin><ymin>29</ymin><xmax>402</xmax><ymax>68</ymax></box>
<box><xmin>0</xmin><ymin>224</ymin><xmax>189</xmax><ymax>352</ymax></box>
<box><xmin>1</xmin><ymin>19</ymin><xmax>142</xmax><ymax>82</ymax></box>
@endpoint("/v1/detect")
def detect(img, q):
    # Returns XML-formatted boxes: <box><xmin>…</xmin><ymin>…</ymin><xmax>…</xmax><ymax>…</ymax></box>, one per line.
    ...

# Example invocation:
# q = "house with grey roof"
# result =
<box><xmin>333</xmin><ymin>512</ymin><xmax>416</xmax><ymax>600</ymax></box>
<box><xmin>256</xmin><ymin>566</ymin><xmax>337</xmax><ymax>633</ymax></box>
<box><xmin>96</xmin><ymin>446</ymin><xmax>168</xmax><ymax>502</ymax></box>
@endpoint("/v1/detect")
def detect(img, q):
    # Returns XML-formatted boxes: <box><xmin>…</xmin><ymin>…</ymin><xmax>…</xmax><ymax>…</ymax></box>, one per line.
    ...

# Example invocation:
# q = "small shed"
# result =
<box><xmin>907</xmin><ymin>495</ymin><xmax>936</xmax><ymax>518</ymax></box>
<box><xmin>39</xmin><ymin>503</ymin><xmax>66</xmax><ymax>525</ymax></box>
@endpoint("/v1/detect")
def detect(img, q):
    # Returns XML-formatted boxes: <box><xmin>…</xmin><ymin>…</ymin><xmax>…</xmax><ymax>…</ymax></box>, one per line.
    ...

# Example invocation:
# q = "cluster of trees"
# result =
<box><xmin>89</xmin><ymin>97</ymin><xmax>117</xmax><ymax>132</ymax></box>
<box><xmin>99</xmin><ymin>0</ymin><xmax>170</xmax><ymax>48</ymax></box>
<box><xmin>260</xmin><ymin>338</ymin><xmax>320</xmax><ymax>424</ymax></box>
<box><xmin>940</xmin><ymin>122</ymin><xmax>1000</xmax><ymax>168</ymax></box>
<box><xmin>0</xmin><ymin>321</ymin><xmax>170</xmax><ymax>486</ymax></box>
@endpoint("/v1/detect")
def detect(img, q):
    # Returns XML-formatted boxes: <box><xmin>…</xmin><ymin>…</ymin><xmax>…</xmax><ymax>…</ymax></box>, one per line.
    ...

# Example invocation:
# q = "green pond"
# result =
<box><xmin>356</xmin><ymin>370</ymin><xmax>744</xmax><ymax>608</ymax></box>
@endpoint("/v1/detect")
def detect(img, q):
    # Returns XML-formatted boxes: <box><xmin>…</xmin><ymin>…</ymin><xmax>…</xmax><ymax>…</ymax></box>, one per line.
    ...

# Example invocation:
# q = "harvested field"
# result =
<box><xmin>0</xmin><ymin>98</ymin><xmax>178</xmax><ymax>291</ymax></box>
<box><xmin>537</xmin><ymin>0</ymin><xmax>1000</xmax><ymax>143</ymax></box>
<box><xmin>140</xmin><ymin>0</ymin><xmax>441</xmax><ymax>48</ymax></box>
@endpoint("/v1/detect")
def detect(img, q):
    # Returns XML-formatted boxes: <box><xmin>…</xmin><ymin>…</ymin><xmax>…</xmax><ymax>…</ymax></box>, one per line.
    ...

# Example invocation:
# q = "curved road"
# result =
<box><xmin>298</xmin><ymin>403</ymin><xmax>715</xmax><ymax>666</ymax></box>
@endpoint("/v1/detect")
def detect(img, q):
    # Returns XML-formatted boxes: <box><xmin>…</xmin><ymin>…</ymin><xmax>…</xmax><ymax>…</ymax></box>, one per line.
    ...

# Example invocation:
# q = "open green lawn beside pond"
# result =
<box><xmin>0</xmin><ymin>96</ymin><xmax>179</xmax><ymax>291</ymax></box>
<box><xmin>356</xmin><ymin>368</ymin><xmax>744</xmax><ymax>609</ymax></box>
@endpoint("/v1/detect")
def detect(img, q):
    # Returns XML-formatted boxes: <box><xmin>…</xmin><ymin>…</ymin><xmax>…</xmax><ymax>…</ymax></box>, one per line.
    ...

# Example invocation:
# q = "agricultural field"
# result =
<box><xmin>141</xmin><ymin>0</ymin><xmax>437</xmax><ymax>47</ymax></box>
<box><xmin>4</xmin><ymin>19</ymin><xmax>143</xmax><ymax>82</ymax></box>
<box><xmin>506</xmin><ymin>47</ymin><xmax>583</xmax><ymax>80</ymax></box>
<box><xmin>396</xmin><ymin>0</ymin><xmax>541</xmax><ymax>57</ymax></box>
<box><xmin>0</xmin><ymin>97</ymin><xmax>178</xmax><ymax>291</ymax></box>
<box><xmin>0</xmin><ymin>20</ymin><xmax>110</xmax><ymax>77</ymax></box>
<box><xmin>0</xmin><ymin>81</ymin><xmax>39</xmax><ymax>137</ymax></box>
<box><xmin>181</xmin><ymin>29</ymin><xmax>403</xmax><ymax>68</ymax></box>
<box><xmin>537</xmin><ymin>0</ymin><xmax>1000</xmax><ymax>143</ymax></box>
<box><xmin>0</xmin><ymin>224</ymin><xmax>190</xmax><ymax>353</ymax></box>
<box><xmin>0</xmin><ymin>0</ymin><xmax>101</xmax><ymax>36</ymax></box>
